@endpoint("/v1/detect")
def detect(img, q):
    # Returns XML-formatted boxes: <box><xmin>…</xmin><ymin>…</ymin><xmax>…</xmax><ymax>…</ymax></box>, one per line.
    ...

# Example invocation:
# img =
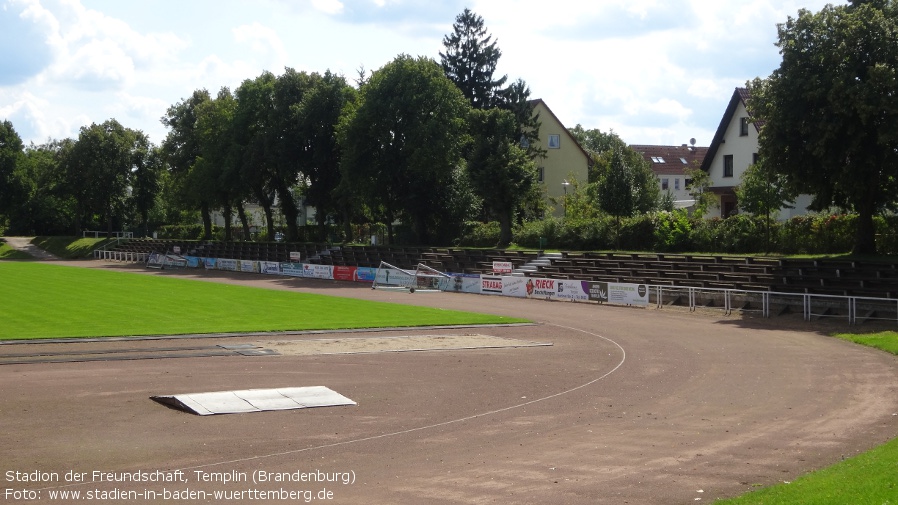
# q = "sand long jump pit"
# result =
<box><xmin>254</xmin><ymin>333</ymin><xmax>552</xmax><ymax>356</ymax></box>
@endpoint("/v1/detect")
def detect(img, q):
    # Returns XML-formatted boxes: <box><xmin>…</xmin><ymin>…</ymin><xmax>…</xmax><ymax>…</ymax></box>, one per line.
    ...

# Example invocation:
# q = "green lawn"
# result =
<box><xmin>0</xmin><ymin>262</ymin><xmax>527</xmax><ymax>340</ymax></box>
<box><xmin>0</xmin><ymin>239</ymin><xmax>31</xmax><ymax>259</ymax></box>
<box><xmin>714</xmin><ymin>330</ymin><xmax>898</xmax><ymax>504</ymax></box>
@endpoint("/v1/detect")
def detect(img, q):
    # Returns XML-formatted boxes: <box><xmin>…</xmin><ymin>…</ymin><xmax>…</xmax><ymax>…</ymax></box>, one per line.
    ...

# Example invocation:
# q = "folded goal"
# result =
<box><xmin>372</xmin><ymin>261</ymin><xmax>450</xmax><ymax>293</ymax></box>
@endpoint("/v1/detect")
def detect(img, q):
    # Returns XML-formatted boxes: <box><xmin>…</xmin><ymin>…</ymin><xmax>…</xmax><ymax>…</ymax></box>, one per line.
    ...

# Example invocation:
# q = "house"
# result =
<box><xmin>529</xmin><ymin>99</ymin><xmax>592</xmax><ymax>217</ymax></box>
<box><xmin>631</xmin><ymin>143</ymin><xmax>708</xmax><ymax>208</ymax></box>
<box><xmin>700</xmin><ymin>87</ymin><xmax>811</xmax><ymax>218</ymax></box>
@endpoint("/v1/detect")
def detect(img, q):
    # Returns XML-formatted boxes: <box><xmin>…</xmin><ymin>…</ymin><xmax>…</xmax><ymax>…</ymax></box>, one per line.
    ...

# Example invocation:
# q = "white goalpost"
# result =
<box><xmin>372</xmin><ymin>261</ymin><xmax>450</xmax><ymax>293</ymax></box>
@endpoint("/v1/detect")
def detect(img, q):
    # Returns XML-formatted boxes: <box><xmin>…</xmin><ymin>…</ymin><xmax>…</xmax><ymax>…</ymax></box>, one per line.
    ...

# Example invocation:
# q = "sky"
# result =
<box><xmin>1</xmin><ymin>0</ymin><xmax>843</xmax><ymax>149</ymax></box>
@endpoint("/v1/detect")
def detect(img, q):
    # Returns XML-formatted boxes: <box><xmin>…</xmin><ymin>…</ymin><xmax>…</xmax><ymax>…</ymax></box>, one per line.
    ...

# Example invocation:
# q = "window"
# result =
<box><xmin>723</xmin><ymin>155</ymin><xmax>734</xmax><ymax>177</ymax></box>
<box><xmin>538</xmin><ymin>166</ymin><xmax>545</xmax><ymax>183</ymax></box>
<box><xmin>520</xmin><ymin>135</ymin><xmax>529</xmax><ymax>149</ymax></box>
<box><xmin>661</xmin><ymin>178</ymin><xmax>669</xmax><ymax>190</ymax></box>
<box><xmin>753</xmin><ymin>152</ymin><xmax>759</xmax><ymax>165</ymax></box>
<box><xmin>651</xmin><ymin>156</ymin><xmax>666</xmax><ymax>163</ymax></box>
<box><xmin>674</xmin><ymin>178</ymin><xmax>680</xmax><ymax>190</ymax></box>
<box><xmin>547</xmin><ymin>134</ymin><xmax>560</xmax><ymax>149</ymax></box>
<box><xmin>739</xmin><ymin>117</ymin><xmax>749</xmax><ymax>136</ymax></box>
<box><xmin>680</xmin><ymin>157</ymin><xmax>688</xmax><ymax>164</ymax></box>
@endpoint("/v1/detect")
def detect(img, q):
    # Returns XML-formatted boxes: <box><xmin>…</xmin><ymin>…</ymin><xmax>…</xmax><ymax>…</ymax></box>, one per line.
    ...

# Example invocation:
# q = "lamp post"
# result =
<box><xmin>561</xmin><ymin>179</ymin><xmax>571</xmax><ymax>217</ymax></box>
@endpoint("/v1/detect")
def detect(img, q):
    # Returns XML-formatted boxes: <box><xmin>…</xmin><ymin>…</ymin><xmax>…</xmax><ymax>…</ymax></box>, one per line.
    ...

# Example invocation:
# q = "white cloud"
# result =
<box><xmin>232</xmin><ymin>22</ymin><xmax>289</xmax><ymax>71</ymax></box>
<box><xmin>311</xmin><ymin>0</ymin><xmax>343</xmax><ymax>15</ymax></box>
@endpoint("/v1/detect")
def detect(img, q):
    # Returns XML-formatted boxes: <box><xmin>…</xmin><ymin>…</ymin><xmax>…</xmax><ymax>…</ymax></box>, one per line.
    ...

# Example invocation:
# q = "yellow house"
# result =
<box><xmin>529</xmin><ymin>99</ymin><xmax>591</xmax><ymax>217</ymax></box>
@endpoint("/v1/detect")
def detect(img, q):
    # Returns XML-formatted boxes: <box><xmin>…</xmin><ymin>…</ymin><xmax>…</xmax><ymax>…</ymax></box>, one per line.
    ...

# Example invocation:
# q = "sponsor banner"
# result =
<box><xmin>289</xmin><ymin>251</ymin><xmax>302</xmax><ymax>262</ymax></box>
<box><xmin>586</xmin><ymin>281</ymin><xmax>610</xmax><ymax>303</ymax></box>
<box><xmin>217</xmin><ymin>258</ymin><xmax>239</xmax><ymax>272</ymax></box>
<box><xmin>355</xmin><ymin>267</ymin><xmax>377</xmax><ymax>282</ymax></box>
<box><xmin>492</xmin><ymin>261</ymin><xmax>513</xmax><ymax>274</ymax></box>
<box><xmin>260</xmin><ymin>261</ymin><xmax>280</xmax><ymax>275</ymax></box>
<box><xmin>302</xmin><ymin>263</ymin><xmax>333</xmax><ymax>280</ymax></box>
<box><xmin>280</xmin><ymin>263</ymin><xmax>304</xmax><ymax>277</ymax></box>
<box><xmin>555</xmin><ymin>280</ymin><xmax>590</xmax><ymax>302</ymax></box>
<box><xmin>443</xmin><ymin>273</ymin><xmax>481</xmax><ymax>294</ymax></box>
<box><xmin>332</xmin><ymin>265</ymin><xmax>358</xmax><ymax>282</ymax></box>
<box><xmin>375</xmin><ymin>267</ymin><xmax>414</xmax><ymax>287</ymax></box>
<box><xmin>480</xmin><ymin>276</ymin><xmax>503</xmax><ymax>295</ymax></box>
<box><xmin>239</xmin><ymin>260</ymin><xmax>257</xmax><ymax>273</ymax></box>
<box><xmin>501</xmin><ymin>276</ymin><xmax>528</xmax><ymax>298</ymax></box>
<box><xmin>607</xmin><ymin>283</ymin><xmax>649</xmax><ymax>306</ymax></box>
<box><xmin>203</xmin><ymin>258</ymin><xmax>217</xmax><ymax>269</ymax></box>
<box><xmin>524</xmin><ymin>277</ymin><xmax>558</xmax><ymax>299</ymax></box>
<box><xmin>586</xmin><ymin>282</ymin><xmax>649</xmax><ymax>306</ymax></box>
<box><xmin>184</xmin><ymin>256</ymin><xmax>201</xmax><ymax>268</ymax></box>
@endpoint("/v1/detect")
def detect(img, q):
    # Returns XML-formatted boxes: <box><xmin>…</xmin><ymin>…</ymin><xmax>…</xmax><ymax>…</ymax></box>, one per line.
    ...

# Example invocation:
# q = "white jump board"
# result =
<box><xmin>151</xmin><ymin>386</ymin><xmax>356</xmax><ymax>416</ymax></box>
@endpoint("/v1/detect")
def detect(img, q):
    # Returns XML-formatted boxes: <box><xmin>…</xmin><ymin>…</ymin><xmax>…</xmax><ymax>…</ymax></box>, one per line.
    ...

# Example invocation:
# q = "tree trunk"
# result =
<box><xmin>222</xmin><ymin>203</ymin><xmax>233</xmax><ymax>241</ymax></box>
<box><xmin>200</xmin><ymin>201</ymin><xmax>213</xmax><ymax>240</ymax></box>
<box><xmin>497</xmin><ymin>211</ymin><xmax>513</xmax><ymax>247</ymax></box>
<box><xmin>263</xmin><ymin>204</ymin><xmax>274</xmax><ymax>241</ymax></box>
<box><xmin>276</xmin><ymin>183</ymin><xmax>299</xmax><ymax>241</ymax></box>
<box><xmin>236</xmin><ymin>202</ymin><xmax>250</xmax><ymax>241</ymax></box>
<box><xmin>854</xmin><ymin>200</ymin><xmax>877</xmax><ymax>255</ymax></box>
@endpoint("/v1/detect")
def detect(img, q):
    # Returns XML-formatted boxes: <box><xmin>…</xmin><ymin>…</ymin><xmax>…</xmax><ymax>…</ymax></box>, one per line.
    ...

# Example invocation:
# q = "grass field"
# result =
<box><xmin>0</xmin><ymin>262</ymin><xmax>528</xmax><ymax>340</ymax></box>
<box><xmin>713</xmin><ymin>330</ymin><xmax>898</xmax><ymax>504</ymax></box>
<box><xmin>0</xmin><ymin>239</ymin><xmax>31</xmax><ymax>259</ymax></box>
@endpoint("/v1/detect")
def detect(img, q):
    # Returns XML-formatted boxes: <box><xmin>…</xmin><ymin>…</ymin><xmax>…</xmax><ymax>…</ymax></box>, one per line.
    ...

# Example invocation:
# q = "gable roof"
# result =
<box><xmin>699</xmin><ymin>87</ymin><xmax>760</xmax><ymax>173</ymax></box>
<box><xmin>631</xmin><ymin>144</ymin><xmax>708</xmax><ymax>176</ymax></box>
<box><xmin>528</xmin><ymin>98</ymin><xmax>592</xmax><ymax>163</ymax></box>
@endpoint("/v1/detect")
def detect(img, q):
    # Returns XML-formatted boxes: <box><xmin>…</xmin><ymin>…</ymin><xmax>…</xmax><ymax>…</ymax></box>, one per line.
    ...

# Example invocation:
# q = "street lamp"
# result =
<box><xmin>561</xmin><ymin>179</ymin><xmax>571</xmax><ymax>217</ymax></box>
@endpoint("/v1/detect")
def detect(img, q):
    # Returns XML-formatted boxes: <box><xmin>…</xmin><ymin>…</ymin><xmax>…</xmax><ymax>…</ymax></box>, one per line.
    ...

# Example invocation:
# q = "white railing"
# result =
<box><xmin>83</xmin><ymin>230</ymin><xmax>133</xmax><ymax>239</ymax></box>
<box><xmin>650</xmin><ymin>285</ymin><xmax>898</xmax><ymax>326</ymax></box>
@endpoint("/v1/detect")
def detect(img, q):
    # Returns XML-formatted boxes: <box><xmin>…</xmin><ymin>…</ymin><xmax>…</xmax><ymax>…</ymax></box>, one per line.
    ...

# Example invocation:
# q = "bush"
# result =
<box><xmin>457</xmin><ymin>221</ymin><xmax>501</xmax><ymax>247</ymax></box>
<box><xmin>653</xmin><ymin>210</ymin><xmax>693</xmax><ymax>252</ymax></box>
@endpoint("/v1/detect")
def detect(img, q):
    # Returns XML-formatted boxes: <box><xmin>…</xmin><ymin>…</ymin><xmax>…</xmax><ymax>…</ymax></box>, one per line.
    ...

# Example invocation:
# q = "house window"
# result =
<box><xmin>520</xmin><ymin>135</ymin><xmax>529</xmax><ymax>149</ymax></box>
<box><xmin>651</xmin><ymin>156</ymin><xmax>666</xmax><ymax>163</ymax></box>
<box><xmin>538</xmin><ymin>166</ymin><xmax>545</xmax><ymax>183</ymax></box>
<box><xmin>740</xmin><ymin>117</ymin><xmax>749</xmax><ymax>136</ymax></box>
<box><xmin>723</xmin><ymin>155</ymin><xmax>734</xmax><ymax>177</ymax></box>
<box><xmin>753</xmin><ymin>152</ymin><xmax>759</xmax><ymax>165</ymax></box>
<box><xmin>661</xmin><ymin>178</ymin><xmax>669</xmax><ymax>190</ymax></box>
<box><xmin>547</xmin><ymin>134</ymin><xmax>560</xmax><ymax>149</ymax></box>
<box><xmin>674</xmin><ymin>178</ymin><xmax>680</xmax><ymax>190</ymax></box>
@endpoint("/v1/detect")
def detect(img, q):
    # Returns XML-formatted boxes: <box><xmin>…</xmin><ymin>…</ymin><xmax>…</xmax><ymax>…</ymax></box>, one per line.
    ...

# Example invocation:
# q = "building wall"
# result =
<box><xmin>531</xmin><ymin>100</ymin><xmax>590</xmax><ymax>217</ymax></box>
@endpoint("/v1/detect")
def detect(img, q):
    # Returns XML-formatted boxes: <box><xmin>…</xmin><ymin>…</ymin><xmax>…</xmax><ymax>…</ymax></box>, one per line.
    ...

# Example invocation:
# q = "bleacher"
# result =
<box><xmin>98</xmin><ymin>239</ymin><xmax>897</xmax><ymax>299</ymax></box>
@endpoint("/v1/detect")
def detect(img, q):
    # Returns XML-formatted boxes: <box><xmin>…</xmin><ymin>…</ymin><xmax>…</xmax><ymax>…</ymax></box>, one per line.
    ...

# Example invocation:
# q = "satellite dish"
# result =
<box><xmin>689</xmin><ymin>138</ymin><xmax>696</xmax><ymax>146</ymax></box>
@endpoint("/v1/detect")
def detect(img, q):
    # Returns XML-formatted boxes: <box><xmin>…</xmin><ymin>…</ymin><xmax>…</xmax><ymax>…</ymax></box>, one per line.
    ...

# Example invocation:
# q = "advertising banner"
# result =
<box><xmin>355</xmin><ymin>267</ymin><xmax>377</xmax><ymax>283</ymax></box>
<box><xmin>492</xmin><ymin>261</ymin><xmax>513</xmax><ymax>274</ymax></box>
<box><xmin>184</xmin><ymin>256</ymin><xmax>201</xmax><ymax>268</ymax></box>
<box><xmin>607</xmin><ymin>283</ymin><xmax>649</xmax><ymax>306</ymax></box>
<box><xmin>524</xmin><ymin>277</ymin><xmax>558</xmax><ymax>299</ymax></box>
<box><xmin>332</xmin><ymin>265</ymin><xmax>358</xmax><ymax>282</ymax></box>
<box><xmin>586</xmin><ymin>281</ymin><xmax>649</xmax><ymax>306</ymax></box>
<box><xmin>302</xmin><ymin>263</ymin><xmax>333</xmax><ymax>280</ymax></box>
<box><xmin>239</xmin><ymin>260</ymin><xmax>257</xmax><ymax>273</ymax></box>
<box><xmin>280</xmin><ymin>263</ymin><xmax>304</xmax><ymax>277</ymax></box>
<box><xmin>289</xmin><ymin>251</ymin><xmax>302</xmax><ymax>262</ymax></box>
<box><xmin>203</xmin><ymin>258</ymin><xmax>217</xmax><ymax>269</ymax></box>
<box><xmin>260</xmin><ymin>261</ymin><xmax>280</xmax><ymax>275</ymax></box>
<box><xmin>374</xmin><ymin>266</ymin><xmax>414</xmax><ymax>287</ymax></box>
<box><xmin>217</xmin><ymin>258</ymin><xmax>239</xmax><ymax>272</ymax></box>
<box><xmin>501</xmin><ymin>275</ymin><xmax>528</xmax><ymax>298</ymax></box>
<box><xmin>443</xmin><ymin>273</ymin><xmax>482</xmax><ymax>294</ymax></box>
<box><xmin>555</xmin><ymin>280</ymin><xmax>591</xmax><ymax>302</ymax></box>
<box><xmin>480</xmin><ymin>276</ymin><xmax>503</xmax><ymax>295</ymax></box>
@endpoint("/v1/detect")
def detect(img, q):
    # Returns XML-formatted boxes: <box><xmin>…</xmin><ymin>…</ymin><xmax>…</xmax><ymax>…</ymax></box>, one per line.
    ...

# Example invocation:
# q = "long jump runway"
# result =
<box><xmin>1</xmin><ymin>262</ymin><xmax>897</xmax><ymax>504</ymax></box>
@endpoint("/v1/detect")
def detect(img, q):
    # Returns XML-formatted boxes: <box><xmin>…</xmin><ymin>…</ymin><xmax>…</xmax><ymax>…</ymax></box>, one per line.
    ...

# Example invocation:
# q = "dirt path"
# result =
<box><xmin>1</xmin><ymin>236</ymin><xmax>61</xmax><ymax>260</ymax></box>
<box><xmin>1</xmin><ymin>261</ymin><xmax>897</xmax><ymax>504</ymax></box>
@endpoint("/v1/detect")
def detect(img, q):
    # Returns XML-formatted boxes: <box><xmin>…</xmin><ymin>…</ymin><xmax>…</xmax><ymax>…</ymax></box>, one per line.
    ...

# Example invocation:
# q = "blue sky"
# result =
<box><xmin>1</xmin><ymin>0</ymin><xmax>840</xmax><ymax>148</ymax></box>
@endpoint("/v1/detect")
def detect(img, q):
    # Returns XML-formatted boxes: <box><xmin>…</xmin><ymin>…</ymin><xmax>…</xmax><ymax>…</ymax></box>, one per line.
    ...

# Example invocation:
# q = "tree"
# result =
<box><xmin>440</xmin><ymin>8</ymin><xmax>507</xmax><ymax>110</ymax></box>
<box><xmin>467</xmin><ymin>108</ymin><xmax>538</xmax><ymax>246</ymax></box>
<box><xmin>736</xmin><ymin>161</ymin><xmax>796</xmax><ymax>252</ymax></box>
<box><xmin>339</xmin><ymin>54</ymin><xmax>471</xmax><ymax>245</ymax></box>
<box><xmin>0</xmin><ymin>120</ymin><xmax>24</xmax><ymax>229</ymax></box>
<box><xmin>747</xmin><ymin>0</ymin><xmax>898</xmax><ymax>254</ymax></box>
<box><xmin>129</xmin><ymin>138</ymin><xmax>164</xmax><ymax>238</ymax></box>
<box><xmin>161</xmin><ymin>89</ymin><xmax>216</xmax><ymax>237</ymax></box>
<box><xmin>64</xmin><ymin>119</ymin><xmax>146</xmax><ymax>236</ymax></box>
<box><xmin>684</xmin><ymin>166</ymin><xmax>718</xmax><ymax>217</ymax></box>
<box><xmin>293</xmin><ymin>71</ymin><xmax>357</xmax><ymax>241</ymax></box>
